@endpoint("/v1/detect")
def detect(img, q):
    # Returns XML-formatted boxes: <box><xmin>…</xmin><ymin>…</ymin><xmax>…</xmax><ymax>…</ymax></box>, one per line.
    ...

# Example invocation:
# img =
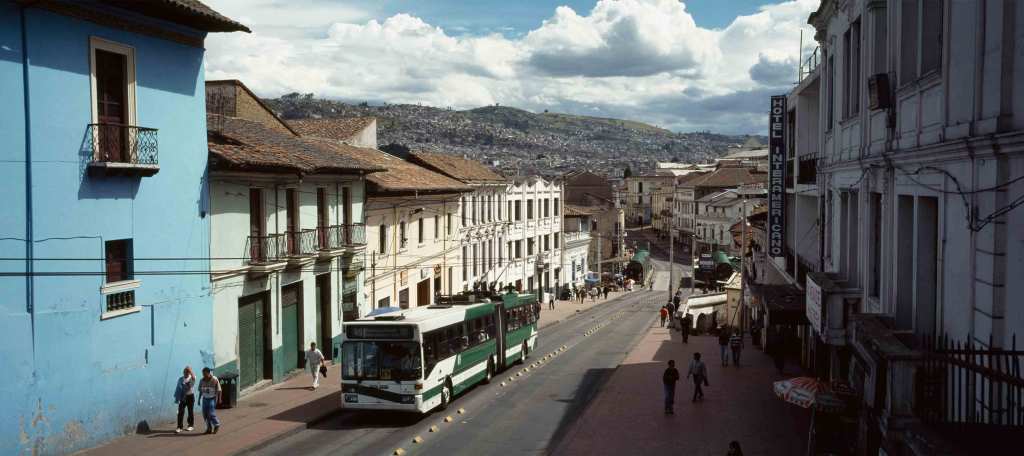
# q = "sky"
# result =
<box><xmin>204</xmin><ymin>0</ymin><xmax>819</xmax><ymax>135</ymax></box>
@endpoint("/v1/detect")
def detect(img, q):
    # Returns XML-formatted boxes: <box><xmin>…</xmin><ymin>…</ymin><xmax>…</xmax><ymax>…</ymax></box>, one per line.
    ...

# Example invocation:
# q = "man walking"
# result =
<box><xmin>717</xmin><ymin>328</ymin><xmax>730</xmax><ymax>366</ymax></box>
<box><xmin>680</xmin><ymin>314</ymin><xmax>691</xmax><ymax>343</ymax></box>
<box><xmin>305</xmin><ymin>342</ymin><xmax>326</xmax><ymax>390</ymax></box>
<box><xmin>729</xmin><ymin>331</ymin><xmax>744</xmax><ymax>366</ymax></box>
<box><xmin>662</xmin><ymin>360</ymin><xmax>680</xmax><ymax>414</ymax></box>
<box><xmin>198</xmin><ymin>367</ymin><xmax>221</xmax><ymax>434</ymax></box>
<box><xmin>686</xmin><ymin>353</ymin><xmax>708</xmax><ymax>402</ymax></box>
<box><xmin>659</xmin><ymin>306</ymin><xmax>668</xmax><ymax>327</ymax></box>
<box><xmin>549</xmin><ymin>294</ymin><xmax>555</xmax><ymax>310</ymax></box>
<box><xmin>603</xmin><ymin>286</ymin><xmax>609</xmax><ymax>300</ymax></box>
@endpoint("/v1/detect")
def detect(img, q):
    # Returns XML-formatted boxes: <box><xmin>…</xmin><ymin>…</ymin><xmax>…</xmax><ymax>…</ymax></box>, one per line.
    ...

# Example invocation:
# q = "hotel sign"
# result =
<box><xmin>768</xmin><ymin>96</ymin><xmax>787</xmax><ymax>258</ymax></box>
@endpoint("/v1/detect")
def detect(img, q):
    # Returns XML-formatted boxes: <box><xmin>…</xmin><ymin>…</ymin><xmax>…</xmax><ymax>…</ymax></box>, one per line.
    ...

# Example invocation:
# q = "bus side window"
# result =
<box><xmin>423</xmin><ymin>330</ymin><xmax>439</xmax><ymax>373</ymax></box>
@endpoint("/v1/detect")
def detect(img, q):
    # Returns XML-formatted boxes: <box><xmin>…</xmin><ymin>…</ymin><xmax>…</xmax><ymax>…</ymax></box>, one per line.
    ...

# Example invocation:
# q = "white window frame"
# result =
<box><xmin>89</xmin><ymin>36</ymin><xmax>137</xmax><ymax>126</ymax></box>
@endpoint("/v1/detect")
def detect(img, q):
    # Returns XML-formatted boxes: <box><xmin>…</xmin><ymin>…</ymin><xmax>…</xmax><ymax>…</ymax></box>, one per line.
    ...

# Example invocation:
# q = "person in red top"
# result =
<box><xmin>659</xmin><ymin>306</ymin><xmax>668</xmax><ymax>327</ymax></box>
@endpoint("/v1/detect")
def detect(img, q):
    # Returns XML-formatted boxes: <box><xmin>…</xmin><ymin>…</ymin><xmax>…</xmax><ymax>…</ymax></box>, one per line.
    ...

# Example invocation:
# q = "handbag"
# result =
<box><xmin>319</xmin><ymin>364</ymin><xmax>328</xmax><ymax>377</ymax></box>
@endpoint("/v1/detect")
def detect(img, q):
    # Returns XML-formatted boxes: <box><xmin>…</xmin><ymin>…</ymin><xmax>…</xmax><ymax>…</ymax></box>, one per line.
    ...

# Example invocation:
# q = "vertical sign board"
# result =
<box><xmin>768</xmin><ymin>96</ymin><xmax>787</xmax><ymax>258</ymax></box>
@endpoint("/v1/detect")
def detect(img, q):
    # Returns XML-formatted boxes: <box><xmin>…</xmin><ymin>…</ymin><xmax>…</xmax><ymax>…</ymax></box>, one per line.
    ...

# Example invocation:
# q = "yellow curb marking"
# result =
<box><xmin>444</xmin><ymin>416</ymin><xmax>454</xmax><ymax>422</ymax></box>
<box><xmin>394</xmin><ymin>449</ymin><xmax>406</xmax><ymax>455</ymax></box>
<box><xmin>413</xmin><ymin>436</ymin><xmax>424</xmax><ymax>444</ymax></box>
<box><xmin>458</xmin><ymin>408</ymin><xmax>466</xmax><ymax>414</ymax></box>
<box><xmin>430</xmin><ymin>425</ymin><xmax>439</xmax><ymax>432</ymax></box>
<box><xmin>500</xmin><ymin>382</ymin><xmax>506</xmax><ymax>386</ymax></box>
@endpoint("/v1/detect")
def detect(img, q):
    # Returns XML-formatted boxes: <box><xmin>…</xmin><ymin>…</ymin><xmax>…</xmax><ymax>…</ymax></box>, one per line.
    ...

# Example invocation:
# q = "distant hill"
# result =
<box><xmin>263</xmin><ymin>93</ymin><xmax>766</xmax><ymax>177</ymax></box>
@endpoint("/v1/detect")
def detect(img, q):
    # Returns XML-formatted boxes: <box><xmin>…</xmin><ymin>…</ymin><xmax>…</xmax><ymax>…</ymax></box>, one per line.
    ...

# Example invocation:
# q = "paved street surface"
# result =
<box><xmin>250</xmin><ymin>287</ymin><xmax>667</xmax><ymax>456</ymax></box>
<box><xmin>553</xmin><ymin>330</ymin><xmax>810</xmax><ymax>456</ymax></box>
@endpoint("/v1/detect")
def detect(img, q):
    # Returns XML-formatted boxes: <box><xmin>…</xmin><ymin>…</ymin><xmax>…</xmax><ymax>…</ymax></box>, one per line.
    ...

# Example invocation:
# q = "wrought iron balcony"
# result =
<box><xmin>286</xmin><ymin>229</ymin><xmax>318</xmax><ymax>256</ymax></box>
<box><xmin>246</xmin><ymin>233</ymin><xmax>286</xmax><ymax>265</ymax></box>
<box><xmin>317</xmin><ymin>223</ymin><xmax>367</xmax><ymax>251</ymax></box>
<box><xmin>86</xmin><ymin>123</ymin><xmax>159</xmax><ymax>177</ymax></box>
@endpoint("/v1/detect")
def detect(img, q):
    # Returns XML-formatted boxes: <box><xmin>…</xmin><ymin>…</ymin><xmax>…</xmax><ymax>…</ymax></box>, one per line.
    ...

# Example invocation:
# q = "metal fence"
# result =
<box><xmin>246</xmin><ymin>234</ymin><xmax>286</xmax><ymax>264</ymax></box>
<box><xmin>87</xmin><ymin>123</ymin><xmax>159</xmax><ymax>165</ymax></box>
<box><xmin>317</xmin><ymin>223</ymin><xmax>367</xmax><ymax>250</ymax></box>
<box><xmin>915</xmin><ymin>334</ymin><xmax>1024</xmax><ymax>429</ymax></box>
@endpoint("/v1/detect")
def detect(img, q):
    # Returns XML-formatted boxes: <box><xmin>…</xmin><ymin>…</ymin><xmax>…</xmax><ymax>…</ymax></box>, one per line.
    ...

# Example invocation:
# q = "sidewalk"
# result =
<box><xmin>554</xmin><ymin>326</ymin><xmax>810</xmax><ymax>456</ymax></box>
<box><xmin>539</xmin><ymin>288</ymin><xmax>636</xmax><ymax>329</ymax></box>
<box><xmin>81</xmin><ymin>365</ymin><xmax>341</xmax><ymax>456</ymax></box>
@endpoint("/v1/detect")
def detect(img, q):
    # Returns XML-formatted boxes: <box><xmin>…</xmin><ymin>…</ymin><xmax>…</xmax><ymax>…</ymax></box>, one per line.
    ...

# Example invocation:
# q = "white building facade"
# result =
<box><xmin>503</xmin><ymin>176</ymin><xmax>564</xmax><ymax>294</ymax></box>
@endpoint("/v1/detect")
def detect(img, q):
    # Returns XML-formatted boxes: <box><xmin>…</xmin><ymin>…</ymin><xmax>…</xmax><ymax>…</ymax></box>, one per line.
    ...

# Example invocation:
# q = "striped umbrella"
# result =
<box><xmin>772</xmin><ymin>377</ymin><xmax>847</xmax><ymax>413</ymax></box>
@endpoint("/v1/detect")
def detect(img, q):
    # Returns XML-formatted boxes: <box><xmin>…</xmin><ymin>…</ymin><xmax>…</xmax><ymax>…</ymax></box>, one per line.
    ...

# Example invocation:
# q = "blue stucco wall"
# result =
<box><xmin>0</xmin><ymin>5</ymin><xmax>213</xmax><ymax>454</ymax></box>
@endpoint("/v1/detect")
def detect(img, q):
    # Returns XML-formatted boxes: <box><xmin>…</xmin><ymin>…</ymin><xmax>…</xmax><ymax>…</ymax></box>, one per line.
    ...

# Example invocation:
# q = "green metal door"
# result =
<box><xmin>282</xmin><ymin>285</ymin><xmax>301</xmax><ymax>371</ymax></box>
<box><xmin>238</xmin><ymin>295</ymin><xmax>265</xmax><ymax>389</ymax></box>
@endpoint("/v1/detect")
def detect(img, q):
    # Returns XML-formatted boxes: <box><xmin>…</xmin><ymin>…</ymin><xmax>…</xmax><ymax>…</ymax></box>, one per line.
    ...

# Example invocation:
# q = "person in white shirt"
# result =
<box><xmin>305</xmin><ymin>342</ymin><xmax>326</xmax><ymax>390</ymax></box>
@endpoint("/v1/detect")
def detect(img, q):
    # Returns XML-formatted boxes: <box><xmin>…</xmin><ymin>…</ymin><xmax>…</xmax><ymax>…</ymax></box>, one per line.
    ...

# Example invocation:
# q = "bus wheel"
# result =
<box><xmin>483</xmin><ymin>358</ymin><xmax>494</xmax><ymax>384</ymax></box>
<box><xmin>439</xmin><ymin>379</ymin><xmax>453</xmax><ymax>410</ymax></box>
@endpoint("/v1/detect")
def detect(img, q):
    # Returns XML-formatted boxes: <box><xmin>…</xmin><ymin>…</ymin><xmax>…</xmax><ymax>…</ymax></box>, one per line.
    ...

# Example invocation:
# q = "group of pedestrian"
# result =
<box><xmin>717</xmin><ymin>327</ymin><xmax>744</xmax><ymax>367</ymax></box>
<box><xmin>173</xmin><ymin>366</ymin><xmax>221</xmax><ymax>434</ymax></box>
<box><xmin>661</xmin><ymin>352</ymin><xmax>709</xmax><ymax>415</ymax></box>
<box><xmin>172</xmin><ymin>342</ymin><xmax>328</xmax><ymax>436</ymax></box>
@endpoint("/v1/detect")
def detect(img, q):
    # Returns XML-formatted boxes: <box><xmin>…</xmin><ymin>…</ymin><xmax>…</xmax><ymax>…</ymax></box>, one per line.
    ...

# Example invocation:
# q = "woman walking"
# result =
<box><xmin>174</xmin><ymin>366</ymin><xmax>196</xmax><ymax>433</ymax></box>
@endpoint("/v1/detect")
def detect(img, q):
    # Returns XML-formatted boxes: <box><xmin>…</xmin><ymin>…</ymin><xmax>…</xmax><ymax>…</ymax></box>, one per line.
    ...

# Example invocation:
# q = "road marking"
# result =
<box><xmin>429</xmin><ymin>425</ymin><xmax>439</xmax><ymax>432</ymax></box>
<box><xmin>413</xmin><ymin>436</ymin><xmax>424</xmax><ymax>444</ymax></box>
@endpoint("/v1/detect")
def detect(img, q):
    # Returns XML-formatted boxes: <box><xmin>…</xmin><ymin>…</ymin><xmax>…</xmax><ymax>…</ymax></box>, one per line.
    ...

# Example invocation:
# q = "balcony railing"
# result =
<box><xmin>86</xmin><ymin>123</ymin><xmax>159</xmax><ymax>176</ymax></box>
<box><xmin>798</xmin><ymin>45</ymin><xmax>820</xmax><ymax>82</ymax></box>
<box><xmin>317</xmin><ymin>223</ymin><xmax>367</xmax><ymax>250</ymax></box>
<box><xmin>286</xmin><ymin>229</ymin><xmax>318</xmax><ymax>256</ymax></box>
<box><xmin>246</xmin><ymin>234</ymin><xmax>286</xmax><ymax>264</ymax></box>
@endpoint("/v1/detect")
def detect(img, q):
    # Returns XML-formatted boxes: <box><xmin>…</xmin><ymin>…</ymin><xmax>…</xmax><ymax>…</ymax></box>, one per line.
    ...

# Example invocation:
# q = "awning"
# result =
<box><xmin>745</xmin><ymin>273</ymin><xmax>806</xmax><ymax>325</ymax></box>
<box><xmin>629</xmin><ymin>249</ymin><xmax>650</xmax><ymax>264</ymax></box>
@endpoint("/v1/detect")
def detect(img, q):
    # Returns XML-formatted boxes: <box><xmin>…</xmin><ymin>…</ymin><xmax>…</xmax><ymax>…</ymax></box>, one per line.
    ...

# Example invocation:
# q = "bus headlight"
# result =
<box><xmin>344</xmin><ymin>394</ymin><xmax>359</xmax><ymax>403</ymax></box>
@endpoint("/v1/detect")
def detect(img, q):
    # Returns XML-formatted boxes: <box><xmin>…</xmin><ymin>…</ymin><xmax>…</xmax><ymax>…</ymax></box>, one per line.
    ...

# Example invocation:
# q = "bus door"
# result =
<box><xmin>494</xmin><ymin>303</ymin><xmax>507</xmax><ymax>371</ymax></box>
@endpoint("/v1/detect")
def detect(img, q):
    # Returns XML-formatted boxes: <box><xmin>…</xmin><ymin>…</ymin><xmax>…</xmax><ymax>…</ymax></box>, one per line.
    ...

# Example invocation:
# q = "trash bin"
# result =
<box><xmin>218</xmin><ymin>372</ymin><xmax>238</xmax><ymax>409</ymax></box>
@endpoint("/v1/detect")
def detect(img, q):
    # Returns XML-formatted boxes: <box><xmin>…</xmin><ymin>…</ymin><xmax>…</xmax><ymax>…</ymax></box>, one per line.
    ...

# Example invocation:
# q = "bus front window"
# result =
<box><xmin>342</xmin><ymin>341</ymin><xmax>421</xmax><ymax>381</ymax></box>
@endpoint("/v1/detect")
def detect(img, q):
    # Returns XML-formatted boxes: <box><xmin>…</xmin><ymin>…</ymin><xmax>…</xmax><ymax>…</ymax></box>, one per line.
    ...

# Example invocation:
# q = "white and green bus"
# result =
<box><xmin>340</xmin><ymin>292</ymin><xmax>540</xmax><ymax>412</ymax></box>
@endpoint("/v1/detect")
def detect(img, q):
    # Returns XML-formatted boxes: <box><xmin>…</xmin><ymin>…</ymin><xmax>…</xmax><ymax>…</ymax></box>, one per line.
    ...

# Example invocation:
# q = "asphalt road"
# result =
<box><xmin>249</xmin><ymin>286</ymin><xmax>674</xmax><ymax>456</ymax></box>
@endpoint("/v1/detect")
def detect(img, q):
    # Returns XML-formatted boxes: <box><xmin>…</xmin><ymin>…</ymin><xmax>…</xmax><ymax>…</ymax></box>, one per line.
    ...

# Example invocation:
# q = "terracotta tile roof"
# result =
<box><xmin>683</xmin><ymin>166</ymin><xmax>766</xmax><ymax>188</ymax></box>
<box><xmin>288</xmin><ymin>118</ymin><xmax>376</xmax><ymax>144</ymax></box>
<box><xmin>675</xmin><ymin>171</ymin><xmax>709</xmax><ymax>185</ymax></box>
<box><xmin>207</xmin><ymin>114</ymin><xmax>384</xmax><ymax>174</ymax></box>
<box><xmin>564</xmin><ymin>204</ymin><xmax>603</xmax><ymax>216</ymax></box>
<box><xmin>105</xmin><ymin>0</ymin><xmax>250</xmax><ymax>32</ymax></box>
<box><xmin>407</xmin><ymin>151</ymin><xmax>507</xmax><ymax>185</ymax></box>
<box><xmin>355</xmin><ymin>149</ymin><xmax>473</xmax><ymax>195</ymax></box>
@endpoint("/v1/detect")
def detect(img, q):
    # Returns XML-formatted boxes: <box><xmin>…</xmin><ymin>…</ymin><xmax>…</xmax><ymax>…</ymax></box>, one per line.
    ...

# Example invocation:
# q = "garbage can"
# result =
<box><xmin>218</xmin><ymin>372</ymin><xmax>238</xmax><ymax>409</ymax></box>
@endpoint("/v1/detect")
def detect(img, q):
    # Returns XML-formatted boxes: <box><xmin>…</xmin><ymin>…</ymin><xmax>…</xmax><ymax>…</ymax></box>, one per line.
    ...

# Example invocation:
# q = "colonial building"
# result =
<box><xmin>504</xmin><ymin>176</ymin><xmax>564</xmax><ymax>294</ymax></box>
<box><xmin>695</xmin><ymin>190</ymin><xmax>764</xmax><ymax>256</ymax></box>
<box><xmin>292</xmin><ymin>119</ymin><xmax>473</xmax><ymax>311</ymax></box>
<box><xmin>205</xmin><ymin>80</ymin><xmax>381</xmax><ymax>392</ymax></box>
<box><xmin>678</xmin><ymin>165</ymin><xmax>767</xmax><ymax>256</ymax></box>
<box><xmin>564</xmin><ymin>171</ymin><xmax>626</xmax><ymax>274</ymax></box>
<box><xmin>749</xmin><ymin>1</ymin><xmax>1024</xmax><ymax>454</ymax></box>
<box><xmin>563</xmin><ymin>205</ymin><xmax>596</xmax><ymax>288</ymax></box>
<box><xmin>0</xmin><ymin>1</ymin><xmax>246</xmax><ymax>453</ymax></box>
<box><xmin>406</xmin><ymin>151</ymin><xmax>511</xmax><ymax>293</ymax></box>
<box><xmin>623</xmin><ymin>174</ymin><xmax>674</xmax><ymax>227</ymax></box>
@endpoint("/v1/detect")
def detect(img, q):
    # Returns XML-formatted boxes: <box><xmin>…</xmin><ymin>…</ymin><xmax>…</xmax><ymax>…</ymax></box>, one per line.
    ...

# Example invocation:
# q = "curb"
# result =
<box><xmin>233</xmin><ymin>400</ymin><xmax>345</xmax><ymax>455</ymax></box>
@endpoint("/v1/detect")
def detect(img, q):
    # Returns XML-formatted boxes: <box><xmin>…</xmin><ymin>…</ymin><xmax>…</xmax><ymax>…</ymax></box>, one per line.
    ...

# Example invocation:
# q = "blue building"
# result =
<box><xmin>0</xmin><ymin>1</ymin><xmax>246</xmax><ymax>453</ymax></box>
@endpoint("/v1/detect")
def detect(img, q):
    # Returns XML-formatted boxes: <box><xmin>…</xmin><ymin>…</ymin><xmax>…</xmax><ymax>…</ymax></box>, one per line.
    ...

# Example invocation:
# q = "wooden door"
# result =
<box><xmin>95</xmin><ymin>49</ymin><xmax>127</xmax><ymax>161</ymax></box>
<box><xmin>316</xmin><ymin>274</ymin><xmax>332</xmax><ymax>358</ymax></box>
<box><xmin>238</xmin><ymin>293</ymin><xmax>267</xmax><ymax>390</ymax></box>
<box><xmin>281</xmin><ymin>283</ymin><xmax>302</xmax><ymax>370</ymax></box>
<box><xmin>416</xmin><ymin>279</ymin><xmax>430</xmax><ymax>307</ymax></box>
<box><xmin>316</xmin><ymin>188</ymin><xmax>328</xmax><ymax>249</ymax></box>
<box><xmin>286</xmin><ymin>188</ymin><xmax>298</xmax><ymax>254</ymax></box>
<box><xmin>249</xmin><ymin>189</ymin><xmax>265</xmax><ymax>260</ymax></box>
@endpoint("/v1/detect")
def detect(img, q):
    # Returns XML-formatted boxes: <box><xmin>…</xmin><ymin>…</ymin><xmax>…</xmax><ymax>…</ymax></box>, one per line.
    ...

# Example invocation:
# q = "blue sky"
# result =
<box><xmin>372</xmin><ymin>0</ymin><xmax>779</xmax><ymax>36</ymax></box>
<box><xmin>205</xmin><ymin>0</ymin><xmax>817</xmax><ymax>135</ymax></box>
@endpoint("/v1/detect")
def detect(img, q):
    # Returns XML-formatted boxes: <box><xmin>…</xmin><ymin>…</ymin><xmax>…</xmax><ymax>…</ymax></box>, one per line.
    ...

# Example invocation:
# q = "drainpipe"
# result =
<box><xmin>20</xmin><ymin>5</ymin><xmax>36</xmax><ymax>354</ymax></box>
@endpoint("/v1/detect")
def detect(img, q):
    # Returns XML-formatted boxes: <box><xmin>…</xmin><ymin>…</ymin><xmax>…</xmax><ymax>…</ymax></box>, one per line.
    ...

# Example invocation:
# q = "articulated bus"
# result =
<box><xmin>340</xmin><ymin>292</ymin><xmax>540</xmax><ymax>412</ymax></box>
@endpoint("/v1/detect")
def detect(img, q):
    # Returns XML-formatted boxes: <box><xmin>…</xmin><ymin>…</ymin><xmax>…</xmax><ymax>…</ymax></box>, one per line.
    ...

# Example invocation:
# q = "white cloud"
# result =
<box><xmin>204</xmin><ymin>0</ymin><xmax>818</xmax><ymax>134</ymax></box>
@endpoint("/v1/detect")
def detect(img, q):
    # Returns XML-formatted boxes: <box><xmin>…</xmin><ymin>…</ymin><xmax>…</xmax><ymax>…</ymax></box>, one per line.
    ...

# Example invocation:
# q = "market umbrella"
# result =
<box><xmin>773</xmin><ymin>377</ymin><xmax>852</xmax><ymax>456</ymax></box>
<box><xmin>772</xmin><ymin>377</ymin><xmax>847</xmax><ymax>413</ymax></box>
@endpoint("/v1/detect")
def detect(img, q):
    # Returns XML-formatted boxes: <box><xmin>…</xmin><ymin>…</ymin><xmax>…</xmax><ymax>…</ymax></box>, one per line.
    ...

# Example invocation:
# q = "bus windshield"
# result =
<box><xmin>342</xmin><ymin>341</ymin><xmax>421</xmax><ymax>381</ymax></box>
